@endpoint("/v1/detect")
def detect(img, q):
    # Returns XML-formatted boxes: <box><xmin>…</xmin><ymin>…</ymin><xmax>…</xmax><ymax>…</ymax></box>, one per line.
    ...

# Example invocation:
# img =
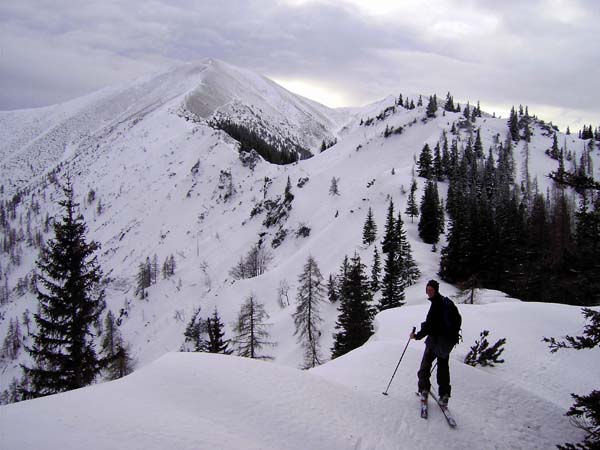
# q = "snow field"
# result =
<box><xmin>2</xmin><ymin>300</ymin><xmax>597</xmax><ymax>450</ymax></box>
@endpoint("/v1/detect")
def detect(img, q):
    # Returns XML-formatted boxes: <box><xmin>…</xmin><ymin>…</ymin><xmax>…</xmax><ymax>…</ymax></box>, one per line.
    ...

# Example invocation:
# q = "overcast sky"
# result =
<box><xmin>1</xmin><ymin>0</ymin><xmax>599</xmax><ymax>130</ymax></box>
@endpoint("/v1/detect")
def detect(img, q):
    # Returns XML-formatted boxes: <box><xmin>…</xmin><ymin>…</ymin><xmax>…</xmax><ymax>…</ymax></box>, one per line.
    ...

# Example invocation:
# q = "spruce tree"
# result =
<box><xmin>426</xmin><ymin>95</ymin><xmax>437</xmax><ymax>118</ymax></box>
<box><xmin>205</xmin><ymin>307</ymin><xmax>233</xmax><ymax>354</ymax></box>
<box><xmin>101</xmin><ymin>310</ymin><xmax>133</xmax><ymax>380</ymax></box>
<box><xmin>2</xmin><ymin>318</ymin><xmax>21</xmax><ymax>360</ymax></box>
<box><xmin>136</xmin><ymin>257</ymin><xmax>152</xmax><ymax>298</ymax></box>
<box><xmin>233</xmin><ymin>293</ymin><xmax>274</xmax><ymax>359</ymax></box>
<box><xmin>293</xmin><ymin>255</ymin><xmax>326</xmax><ymax>369</ymax></box>
<box><xmin>433</xmin><ymin>143</ymin><xmax>443</xmax><ymax>180</ymax></box>
<box><xmin>523</xmin><ymin>115</ymin><xmax>532</xmax><ymax>142</ymax></box>
<box><xmin>381</xmin><ymin>200</ymin><xmax>396</xmax><ymax>255</ymax></box>
<box><xmin>441</xmin><ymin>135</ymin><xmax>451</xmax><ymax>179</ymax></box>
<box><xmin>329</xmin><ymin>177</ymin><xmax>340</xmax><ymax>196</ymax></box>
<box><xmin>491</xmin><ymin>192</ymin><xmax>525</xmax><ymax>290</ymax></box>
<box><xmin>152</xmin><ymin>254</ymin><xmax>158</xmax><ymax>284</ymax></box>
<box><xmin>405</xmin><ymin>178</ymin><xmax>419</xmax><ymax>223</ymax></box>
<box><xmin>474</xmin><ymin>129</ymin><xmax>484</xmax><ymax>158</ymax></box>
<box><xmin>396</xmin><ymin>212</ymin><xmax>420</xmax><ymax>287</ymax></box>
<box><xmin>362</xmin><ymin>207</ymin><xmax>377</xmax><ymax>245</ymax></box>
<box><xmin>379</xmin><ymin>200</ymin><xmax>404</xmax><ymax>310</ymax></box>
<box><xmin>508</xmin><ymin>106</ymin><xmax>520</xmax><ymax>141</ymax></box>
<box><xmin>441</xmin><ymin>182</ymin><xmax>473</xmax><ymax>282</ymax></box>
<box><xmin>444</xmin><ymin>92</ymin><xmax>455</xmax><ymax>112</ymax></box>
<box><xmin>370</xmin><ymin>246</ymin><xmax>381</xmax><ymax>292</ymax></box>
<box><xmin>570</xmin><ymin>194</ymin><xmax>600</xmax><ymax>306</ymax></box>
<box><xmin>417</xmin><ymin>144</ymin><xmax>433</xmax><ymax>178</ymax></box>
<box><xmin>418</xmin><ymin>179</ymin><xmax>443</xmax><ymax>245</ymax></box>
<box><xmin>183</xmin><ymin>307</ymin><xmax>205</xmax><ymax>351</ymax></box>
<box><xmin>327</xmin><ymin>274</ymin><xmax>338</xmax><ymax>303</ymax></box>
<box><xmin>23</xmin><ymin>180</ymin><xmax>105</xmax><ymax>398</ymax></box>
<box><xmin>161</xmin><ymin>255</ymin><xmax>173</xmax><ymax>279</ymax></box>
<box><xmin>331</xmin><ymin>254</ymin><xmax>374</xmax><ymax>359</ymax></box>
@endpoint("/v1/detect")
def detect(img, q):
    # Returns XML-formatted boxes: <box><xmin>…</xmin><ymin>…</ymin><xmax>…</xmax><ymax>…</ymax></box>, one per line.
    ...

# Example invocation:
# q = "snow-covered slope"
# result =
<box><xmin>1</xmin><ymin>300</ymin><xmax>596</xmax><ymax>450</ymax></box>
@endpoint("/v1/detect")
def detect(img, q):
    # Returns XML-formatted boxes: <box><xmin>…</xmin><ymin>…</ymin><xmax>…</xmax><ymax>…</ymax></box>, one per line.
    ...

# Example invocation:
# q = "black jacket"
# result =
<box><xmin>415</xmin><ymin>293</ymin><xmax>459</xmax><ymax>358</ymax></box>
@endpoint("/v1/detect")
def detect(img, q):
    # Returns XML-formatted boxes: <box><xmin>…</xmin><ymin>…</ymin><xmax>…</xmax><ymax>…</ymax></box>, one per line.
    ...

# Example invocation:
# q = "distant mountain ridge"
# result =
<box><xmin>0</xmin><ymin>58</ymin><xmax>347</xmax><ymax>195</ymax></box>
<box><xmin>182</xmin><ymin>59</ymin><xmax>347</xmax><ymax>153</ymax></box>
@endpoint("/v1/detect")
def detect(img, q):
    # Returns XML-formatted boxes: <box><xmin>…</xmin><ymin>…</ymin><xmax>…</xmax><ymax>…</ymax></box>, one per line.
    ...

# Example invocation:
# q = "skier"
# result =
<box><xmin>410</xmin><ymin>279</ymin><xmax>461</xmax><ymax>407</ymax></box>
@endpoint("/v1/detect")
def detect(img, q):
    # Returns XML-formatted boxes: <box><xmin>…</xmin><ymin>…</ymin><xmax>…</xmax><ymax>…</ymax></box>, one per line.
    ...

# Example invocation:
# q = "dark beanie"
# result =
<box><xmin>426</xmin><ymin>279</ymin><xmax>439</xmax><ymax>293</ymax></box>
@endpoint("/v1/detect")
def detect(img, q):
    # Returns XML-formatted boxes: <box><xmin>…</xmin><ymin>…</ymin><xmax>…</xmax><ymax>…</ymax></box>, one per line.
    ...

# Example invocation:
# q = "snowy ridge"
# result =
<box><xmin>183</xmin><ymin>59</ymin><xmax>347</xmax><ymax>151</ymax></box>
<box><xmin>1</xmin><ymin>300</ymin><xmax>597</xmax><ymax>449</ymax></box>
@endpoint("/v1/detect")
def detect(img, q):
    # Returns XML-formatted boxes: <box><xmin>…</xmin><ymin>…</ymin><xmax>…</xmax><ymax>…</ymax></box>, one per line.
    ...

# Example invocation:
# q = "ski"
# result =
<box><xmin>429</xmin><ymin>392</ymin><xmax>457</xmax><ymax>428</ymax></box>
<box><xmin>416</xmin><ymin>392</ymin><xmax>428</xmax><ymax>419</ymax></box>
<box><xmin>420</xmin><ymin>398</ymin><xmax>428</xmax><ymax>419</ymax></box>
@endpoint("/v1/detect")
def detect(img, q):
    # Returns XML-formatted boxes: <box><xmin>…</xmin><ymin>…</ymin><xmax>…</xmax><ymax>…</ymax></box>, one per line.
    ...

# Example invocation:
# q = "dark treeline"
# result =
<box><xmin>578</xmin><ymin>124</ymin><xmax>600</xmax><ymax>141</ymax></box>
<box><xmin>417</xmin><ymin>127</ymin><xmax>599</xmax><ymax>306</ymax></box>
<box><xmin>211</xmin><ymin>118</ymin><xmax>312</xmax><ymax>165</ymax></box>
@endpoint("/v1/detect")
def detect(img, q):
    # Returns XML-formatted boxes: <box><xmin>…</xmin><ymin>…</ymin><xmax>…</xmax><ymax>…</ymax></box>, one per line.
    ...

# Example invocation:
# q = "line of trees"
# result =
<box><xmin>183</xmin><ymin>307</ymin><xmax>233</xmax><ymax>355</ymax></box>
<box><xmin>378</xmin><ymin>200</ymin><xmax>420</xmax><ymax>310</ymax></box>
<box><xmin>135</xmin><ymin>254</ymin><xmax>176</xmax><ymax>298</ymax></box>
<box><xmin>229</xmin><ymin>242</ymin><xmax>274</xmax><ymax>280</ymax></box>
<box><xmin>211</xmin><ymin>118</ymin><xmax>311</xmax><ymax>165</ymax></box>
<box><xmin>416</xmin><ymin>124</ymin><xmax>600</xmax><ymax>306</ymax></box>
<box><xmin>201</xmin><ymin>236</ymin><xmax>415</xmax><ymax>367</ymax></box>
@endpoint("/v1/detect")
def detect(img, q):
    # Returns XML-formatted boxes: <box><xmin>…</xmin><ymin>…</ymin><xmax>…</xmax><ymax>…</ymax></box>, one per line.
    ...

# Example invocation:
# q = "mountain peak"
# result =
<box><xmin>0</xmin><ymin>58</ymin><xmax>347</xmax><ymax>194</ymax></box>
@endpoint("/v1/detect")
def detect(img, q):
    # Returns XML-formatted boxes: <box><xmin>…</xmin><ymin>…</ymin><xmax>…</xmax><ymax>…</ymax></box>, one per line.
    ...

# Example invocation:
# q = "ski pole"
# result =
<box><xmin>430</xmin><ymin>361</ymin><xmax>438</xmax><ymax>375</ymax></box>
<box><xmin>382</xmin><ymin>326</ymin><xmax>416</xmax><ymax>396</ymax></box>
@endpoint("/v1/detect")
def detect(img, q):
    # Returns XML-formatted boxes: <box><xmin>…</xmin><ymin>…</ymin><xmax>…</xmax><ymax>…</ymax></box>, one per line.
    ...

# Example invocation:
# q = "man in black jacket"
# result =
<box><xmin>410</xmin><ymin>279</ymin><xmax>461</xmax><ymax>406</ymax></box>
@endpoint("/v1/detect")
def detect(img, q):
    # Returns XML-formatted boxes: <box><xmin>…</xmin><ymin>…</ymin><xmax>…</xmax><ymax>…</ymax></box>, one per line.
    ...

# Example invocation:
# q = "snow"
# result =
<box><xmin>0</xmin><ymin>58</ymin><xmax>599</xmax><ymax>449</ymax></box>
<box><xmin>1</xmin><ymin>301</ymin><xmax>597</xmax><ymax>449</ymax></box>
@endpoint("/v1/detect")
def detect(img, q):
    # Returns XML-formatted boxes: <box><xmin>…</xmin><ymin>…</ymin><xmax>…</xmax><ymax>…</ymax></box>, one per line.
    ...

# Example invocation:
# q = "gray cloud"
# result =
<box><xmin>1</xmin><ymin>0</ymin><xmax>599</xmax><ymax>128</ymax></box>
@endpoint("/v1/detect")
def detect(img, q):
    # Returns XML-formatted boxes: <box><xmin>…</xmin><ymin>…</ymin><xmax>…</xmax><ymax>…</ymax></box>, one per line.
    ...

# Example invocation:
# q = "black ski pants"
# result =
<box><xmin>417</xmin><ymin>345</ymin><xmax>451</xmax><ymax>398</ymax></box>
